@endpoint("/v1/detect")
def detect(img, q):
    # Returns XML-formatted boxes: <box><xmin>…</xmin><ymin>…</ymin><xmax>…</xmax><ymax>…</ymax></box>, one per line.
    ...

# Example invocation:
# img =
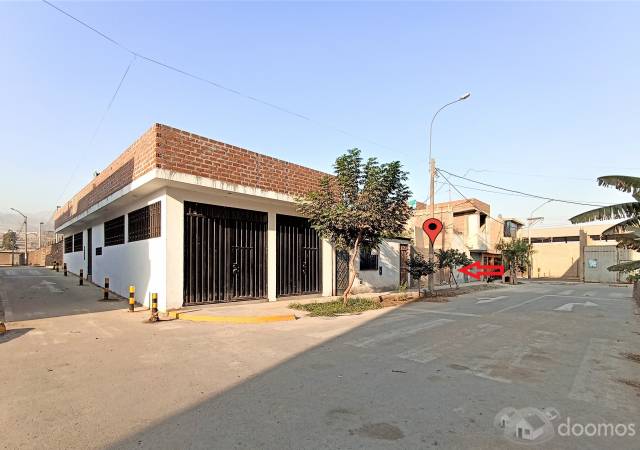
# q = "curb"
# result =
<box><xmin>168</xmin><ymin>311</ymin><xmax>297</xmax><ymax>324</ymax></box>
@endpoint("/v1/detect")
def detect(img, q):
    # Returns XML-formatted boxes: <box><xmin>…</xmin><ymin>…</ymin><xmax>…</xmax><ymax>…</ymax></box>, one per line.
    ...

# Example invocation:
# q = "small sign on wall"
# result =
<box><xmin>588</xmin><ymin>259</ymin><xmax>597</xmax><ymax>268</ymax></box>
<box><xmin>95</xmin><ymin>247</ymin><xmax>102</xmax><ymax>256</ymax></box>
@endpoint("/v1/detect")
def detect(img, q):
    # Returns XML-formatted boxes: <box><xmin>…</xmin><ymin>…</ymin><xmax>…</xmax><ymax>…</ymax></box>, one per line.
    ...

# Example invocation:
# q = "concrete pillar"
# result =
<box><xmin>164</xmin><ymin>191</ymin><xmax>184</xmax><ymax>311</ymax></box>
<box><xmin>267</xmin><ymin>211</ymin><xmax>277</xmax><ymax>301</ymax></box>
<box><xmin>322</xmin><ymin>239</ymin><xmax>334</xmax><ymax>296</ymax></box>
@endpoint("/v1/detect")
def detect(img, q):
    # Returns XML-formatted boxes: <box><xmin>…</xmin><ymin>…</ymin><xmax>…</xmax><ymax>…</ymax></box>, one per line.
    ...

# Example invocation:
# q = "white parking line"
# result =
<box><xmin>493</xmin><ymin>295</ymin><xmax>548</xmax><ymax>314</ymax></box>
<box><xmin>402</xmin><ymin>307</ymin><xmax>480</xmax><ymax>317</ymax></box>
<box><xmin>347</xmin><ymin>318</ymin><xmax>454</xmax><ymax>348</ymax></box>
<box><xmin>476</xmin><ymin>296</ymin><xmax>507</xmax><ymax>304</ymax></box>
<box><xmin>557</xmin><ymin>289</ymin><xmax>575</xmax><ymax>296</ymax></box>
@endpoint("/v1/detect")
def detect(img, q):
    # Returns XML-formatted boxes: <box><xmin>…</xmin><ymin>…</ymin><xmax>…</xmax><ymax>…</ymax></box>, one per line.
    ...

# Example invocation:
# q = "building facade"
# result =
<box><xmin>55</xmin><ymin>124</ymin><xmax>407</xmax><ymax>310</ymax></box>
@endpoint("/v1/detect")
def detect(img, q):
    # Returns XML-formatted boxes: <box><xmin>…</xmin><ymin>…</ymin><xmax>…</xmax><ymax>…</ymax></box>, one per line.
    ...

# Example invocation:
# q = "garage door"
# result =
<box><xmin>276</xmin><ymin>214</ymin><xmax>322</xmax><ymax>297</ymax></box>
<box><xmin>184</xmin><ymin>202</ymin><xmax>267</xmax><ymax>305</ymax></box>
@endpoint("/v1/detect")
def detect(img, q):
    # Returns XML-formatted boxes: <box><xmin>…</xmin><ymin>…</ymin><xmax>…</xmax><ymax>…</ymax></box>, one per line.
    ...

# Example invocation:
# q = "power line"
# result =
<box><xmin>437</xmin><ymin>168</ymin><xmax>608</xmax><ymax>208</ymax></box>
<box><xmin>48</xmin><ymin>55</ymin><xmax>136</xmax><ymax>223</ymax></box>
<box><xmin>436</xmin><ymin>170</ymin><xmax>505</xmax><ymax>225</ymax></box>
<box><xmin>40</xmin><ymin>0</ymin><xmax>399</xmax><ymax>155</ymax></box>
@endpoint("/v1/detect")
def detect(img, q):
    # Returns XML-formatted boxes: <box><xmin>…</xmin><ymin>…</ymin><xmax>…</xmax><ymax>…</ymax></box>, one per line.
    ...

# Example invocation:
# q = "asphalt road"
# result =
<box><xmin>1</xmin><ymin>267</ymin><xmax>639</xmax><ymax>449</ymax></box>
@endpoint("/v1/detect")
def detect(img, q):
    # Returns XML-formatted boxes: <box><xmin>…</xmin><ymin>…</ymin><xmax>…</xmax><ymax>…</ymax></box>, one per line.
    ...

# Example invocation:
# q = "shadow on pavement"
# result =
<box><xmin>0</xmin><ymin>327</ymin><xmax>34</xmax><ymax>344</ymax></box>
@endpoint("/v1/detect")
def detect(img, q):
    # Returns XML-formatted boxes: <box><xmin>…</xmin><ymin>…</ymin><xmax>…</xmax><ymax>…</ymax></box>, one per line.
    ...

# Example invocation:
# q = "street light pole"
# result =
<box><xmin>526</xmin><ymin>200</ymin><xmax>553</xmax><ymax>279</ymax></box>
<box><xmin>427</xmin><ymin>93</ymin><xmax>471</xmax><ymax>292</ymax></box>
<box><xmin>10</xmin><ymin>208</ymin><xmax>28</xmax><ymax>266</ymax></box>
<box><xmin>39</xmin><ymin>222</ymin><xmax>44</xmax><ymax>249</ymax></box>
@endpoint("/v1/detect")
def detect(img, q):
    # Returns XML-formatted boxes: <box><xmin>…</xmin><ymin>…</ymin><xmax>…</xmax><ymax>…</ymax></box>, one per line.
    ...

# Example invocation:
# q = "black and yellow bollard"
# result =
<box><xmin>79</xmin><ymin>269</ymin><xmax>83</xmax><ymax>286</ymax></box>
<box><xmin>128</xmin><ymin>286</ymin><xmax>135</xmax><ymax>312</ymax></box>
<box><xmin>52</xmin><ymin>261</ymin><xmax>56</xmax><ymax>271</ymax></box>
<box><xmin>148</xmin><ymin>293</ymin><xmax>159</xmax><ymax>322</ymax></box>
<box><xmin>103</xmin><ymin>277</ymin><xmax>110</xmax><ymax>301</ymax></box>
<box><xmin>0</xmin><ymin>322</ymin><xmax>6</xmax><ymax>335</ymax></box>
<box><xmin>56</xmin><ymin>262</ymin><xmax>60</xmax><ymax>272</ymax></box>
<box><xmin>63</xmin><ymin>263</ymin><xmax>67</xmax><ymax>276</ymax></box>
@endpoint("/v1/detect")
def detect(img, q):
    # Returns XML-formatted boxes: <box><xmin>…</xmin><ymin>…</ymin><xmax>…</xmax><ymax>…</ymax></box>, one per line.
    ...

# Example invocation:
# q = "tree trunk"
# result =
<box><xmin>342</xmin><ymin>237</ymin><xmax>361</xmax><ymax>306</ymax></box>
<box><xmin>451</xmin><ymin>270</ymin><xmax>458</xmax><ymax>288</ymax></box>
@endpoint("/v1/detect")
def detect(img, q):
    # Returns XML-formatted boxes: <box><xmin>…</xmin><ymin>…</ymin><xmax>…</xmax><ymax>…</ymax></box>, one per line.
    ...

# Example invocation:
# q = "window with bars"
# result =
<box><xmin>128</xmin><ymin>201</ymin><xmax>161</xmax><ymax>242</ymax></box>
<box><xmin>359</xmin><ymin>247</ymin><xmax>379</xmax><ymax>271</ymax></box>
<box><xmin>104</xmin><ymin>216</ymin><xmax>125</xmax><ymax>246</ymax></box>
<box><xmin>64</xmin><ymin>236</ymin><xmax>73</xmax><ymax>254</ymax></box>
<box><xmin>73</xmin><ymin>232</ymin><xmax>83</xmax><ymax>252</ymax></box>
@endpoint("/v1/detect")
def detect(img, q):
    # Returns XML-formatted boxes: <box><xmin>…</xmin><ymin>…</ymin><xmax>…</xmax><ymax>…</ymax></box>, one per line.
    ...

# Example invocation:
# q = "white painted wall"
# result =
<box><xmin>63</xmin><ymin>190</ymin><xmax>167</xmax><ymax>309</ymax></box>
<box><xmin>351</xmin><ymin>239</ymin><xmax>406</xmax><ymax>294</ymax></box>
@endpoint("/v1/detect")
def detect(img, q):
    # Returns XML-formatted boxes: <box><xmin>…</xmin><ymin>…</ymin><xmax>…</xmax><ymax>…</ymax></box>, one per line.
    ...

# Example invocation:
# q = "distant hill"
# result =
<box><xmin>0</xmin><ymin>211</ymin><xmax>56</xmax><ymax>234</ymax></box>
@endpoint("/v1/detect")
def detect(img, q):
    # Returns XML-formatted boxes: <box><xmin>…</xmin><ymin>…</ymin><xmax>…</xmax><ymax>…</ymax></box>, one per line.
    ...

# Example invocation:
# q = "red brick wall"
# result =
<box><xmin>155</xmin><ymin>125</ymin><xmax>327</xmax><ymax>198</ymax></box>
<box><xmin>55</xmin><ymin>124</ymin><xmax>329</xmax><ymax>228</ymax></box>
<box><xmin>54</xmin><ymin>125</ymin><xmax>159</xmax><ymax>229</ymax></box>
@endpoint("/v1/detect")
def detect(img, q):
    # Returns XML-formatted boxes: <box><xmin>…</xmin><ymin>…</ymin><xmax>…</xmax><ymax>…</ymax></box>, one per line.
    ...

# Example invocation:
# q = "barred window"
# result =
<box><xmin>128</xmin><ymin>201</ymin><xmax>161</xmax><ymax>242</ymax></box>
<box><xmin>104</xmin><ymin>216</ymin><xmax>125</xmax><ymax>246</ymax></box>
<box><xmin>359</xmin><ymin>248</ymin><xmax>379</xmax><ymax>271</ymax></box>
<box><xmin>73</xmin><ymin>232</ymin><xmax>83</xmax><ymax>252</ymax></box>
<box><xmin>64</xmin><ymin>236</ymin><xmax>73</xmax><ymax>254</ymax></box>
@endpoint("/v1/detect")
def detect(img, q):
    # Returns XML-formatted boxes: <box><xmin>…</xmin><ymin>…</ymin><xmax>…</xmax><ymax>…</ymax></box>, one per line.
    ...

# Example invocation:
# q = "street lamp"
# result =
<box><xmin>427</xmin><ymin>93</ymin><xmax>471</xmax><ymax>292</ymax></box>
<box><xmin>527</xmin><ymin>200</ymin><xmax>553</xmax><ymax>278</ymax></box>
<box><xmin>10</xmin><ymin>208</ymin><xmax>28</xmax><ymax>266</ymax></box>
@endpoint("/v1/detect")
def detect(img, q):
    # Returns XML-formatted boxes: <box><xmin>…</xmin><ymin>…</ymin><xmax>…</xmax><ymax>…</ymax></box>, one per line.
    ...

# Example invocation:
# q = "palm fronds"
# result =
<box><xmin>598</xmin><ymin>175</ymin><xmax>640</xmax><ymax>198</ymax></box>
<box><xmin>607</xmin><ymin>260</ymin><xmax>640</xmax><ymax>272</ymax></box>
<box><xmin>569</xmin><ymin>202</ymin><xmax>640</xmax><ymax>224</ymax></box>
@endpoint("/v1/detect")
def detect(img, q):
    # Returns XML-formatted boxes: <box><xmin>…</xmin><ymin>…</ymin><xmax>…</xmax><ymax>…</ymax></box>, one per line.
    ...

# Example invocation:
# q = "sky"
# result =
<box><xmin>1</xmin><ymin>1</ymin><xmax>638</xmax><ymax>232</ymax></box>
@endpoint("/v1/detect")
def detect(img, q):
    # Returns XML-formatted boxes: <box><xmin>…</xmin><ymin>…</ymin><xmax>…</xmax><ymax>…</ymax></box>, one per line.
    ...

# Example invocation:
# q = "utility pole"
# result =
<box><xmin>428</xmin><ymin>158</ymin><xmax>436</xmax><ymax>292</ymax></box>
<box><xmin>526</xmin><ymin>200</ymin><xmax>552</xmax><ymax>278</ymax></box>
<box><xmin>427</xmin><ymin>93</ymin><xmax>470</xmax><ymax>292</ymax></box>
<box><xmin>39</xmin><ymin>222</ymin><xmax>43</xmax><ymax>249</ymax></box>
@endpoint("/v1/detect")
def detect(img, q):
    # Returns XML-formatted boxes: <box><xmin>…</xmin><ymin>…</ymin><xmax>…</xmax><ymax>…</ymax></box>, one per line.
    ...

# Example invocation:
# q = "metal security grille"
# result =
<box><xmin>64</xmin><ymin>236</ymin><xmax>73</xmax><ymax>254</ymax></box>
<box><xmin>400</xmin><ymin>243</ymin><xmax>409</xmax><ymax>286</ymax></box>
<box><xmin>276</xmin><ymin>215</ymin><xmax>321</xmax><ymax>297</ymax></box>
<box><xmin>183</xmin><ymin>202</ymin><xmax>267</xmax><ymax>305</ymax></box>
<box><xmin>335</xmin><ymin>250</ymin><xmax>349</xmax><ymax>295</ymax></box>
<box><xmin>128</xmin><ymin>202</ymin><xmax>161</xmax><ymax>242</ymax></box>
<box><xmin>73</xmin><ymin>232</ymin><xmax>82</xmax><ymax>252</ymax></box>
<box><xmin>104</xmin><ymin>216</ymin><xmax>125</xmax><ymax>246</ymax></box>
<box><xmin>359</xmin><ymin>248</ymin><xmax>378</xmax><ymax>271</ymax></box>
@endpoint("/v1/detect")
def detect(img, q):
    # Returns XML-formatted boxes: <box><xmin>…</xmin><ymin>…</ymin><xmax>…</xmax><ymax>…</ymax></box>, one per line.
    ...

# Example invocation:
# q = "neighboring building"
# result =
<box><xmin>409</xmin><ymin>199</ymin><xmax>520</xmax><ymax>283</ymax></box>
<box><xmin>54</xmin><ymin>124</ymin><xmax>407</xmax><ymax>311</ymax></box>
<box><xmin>517</xmin><ymin>223</ymin><xmax>640</xmax><ymax>282</ymax></box>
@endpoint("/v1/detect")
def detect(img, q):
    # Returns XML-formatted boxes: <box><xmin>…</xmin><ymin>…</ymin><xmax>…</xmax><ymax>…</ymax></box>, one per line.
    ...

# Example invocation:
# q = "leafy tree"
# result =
<box><xmin>496</xmin><ymin>238</ymin><xmax>532</xmax><ymax>284</ymax></box>
<box><xmin>1</xmin><ymin>230</ymin><xmax>18</xmax><ymax>251</ymax></box>
<box><xmin>435</xmin><ymin>248</ymin><xmax>473</xmax><ymax>287</ymax></box>
<box><xmin>407</xmin><ymin>252</ymin><xmax>436</xmax><ymax>294</ymax></box>
<box><xmin>570</xmin><ymin>176</ymin><xmax>640</xmax><ymax>274</ymax></box>
<box><xmin>298</xmin><ymin>149</ymin><xmax>412</xmax><ymax>304</ymax></box>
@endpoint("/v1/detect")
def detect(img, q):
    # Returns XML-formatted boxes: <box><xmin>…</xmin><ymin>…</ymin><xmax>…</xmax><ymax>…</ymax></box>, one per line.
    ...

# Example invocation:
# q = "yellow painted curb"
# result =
<box><xmin>168</xmin><ymin>311</ymin><xmax>296</xmax><ymax>324</ymax></box>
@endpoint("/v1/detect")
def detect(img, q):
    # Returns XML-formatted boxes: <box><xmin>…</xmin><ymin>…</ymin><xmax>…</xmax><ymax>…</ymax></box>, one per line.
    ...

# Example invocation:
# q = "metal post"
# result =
<box><xmin>63</xmin><ymin>263</ymin><xmax>67</xmax><ymax>276</ymax></box>
<box><xmin>128</xmin><ymin>286</ymin><xmax>135</xmax><ymax>312</ymax></box>
<box><xmin>39</xmin><ymin>222</ymin><xmax>43</xmax><ymax>249</ymax></box>
<box><xmin>103</xmin><ymin>277</ymin><xmax>110</xmax><ymax>300</ymax></box>
<box><xmin>148</xmin><ymin>293</ymin><xmax>159</xmax><ymax>322</ymax></box>
<box><xmin>79</xmin><ymin>269</ymin><xmax>83</xmax><ymax>285</ymax></box>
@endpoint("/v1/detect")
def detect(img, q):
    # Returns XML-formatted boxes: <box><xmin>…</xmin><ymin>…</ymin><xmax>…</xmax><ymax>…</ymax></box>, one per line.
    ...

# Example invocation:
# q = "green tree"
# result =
<box><xmin>435</xmin><ymin>248</ymin><xmax>473</xmax><ymax>287</ymax></box>
<box><xmin>1</xmin><ymin>230</ymin><xmax>18</xmax><ymax>251</ymax></box>
<box><xmin>570</xmin><ymin>176</ymin><xmax>640</xmax><ymax>274</ymax></box>
<box><xmin>496</xmin><ymin>238</ymin><xmax>532</xmax><ymax>284</ymax></box>
<box><xmin>298</xmin><ymin>149</ymin><xmax>412</xmax><ymax>304</ymax></box>
<box><xmin>407</xmin><ymin>252</ymin><xmax>436</xmax><ymax>294</ymax></box>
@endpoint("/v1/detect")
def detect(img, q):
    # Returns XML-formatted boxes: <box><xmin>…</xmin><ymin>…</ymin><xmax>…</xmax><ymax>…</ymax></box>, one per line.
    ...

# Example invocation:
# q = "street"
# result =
<box><xmin>1</xmin><ymin>266</ymin><xmax>639</xmax><ymax>449</ymax></box>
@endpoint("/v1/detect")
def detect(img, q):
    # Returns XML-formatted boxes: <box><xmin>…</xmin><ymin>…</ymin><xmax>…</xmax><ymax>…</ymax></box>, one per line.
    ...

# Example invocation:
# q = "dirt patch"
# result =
<box><xmin>377</xmin><ymin>283</ymin><xmax>505</xmax><ymax>307</ymax></box>
<box><xmin>617</xmin><ymin>378</ymin><xmax>640</xmax><ymax>392</ymax></box>
<box><xmin>621</xmin><ymin>352</ymin><xmax>640</xmax><ymax>364</ymax></box>
<box><xmin>352</xmin><ymin>423</ymin><xmax>404</xmax><ymax>441</ymax></box>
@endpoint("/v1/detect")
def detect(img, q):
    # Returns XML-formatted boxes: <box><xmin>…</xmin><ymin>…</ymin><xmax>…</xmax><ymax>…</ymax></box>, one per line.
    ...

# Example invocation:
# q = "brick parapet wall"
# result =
<box><xmin>54</xmin><ymin>124</ymin><xmax>329</xmax><ymax>229</ymax></box>
<box><xmin>155</xmin><ymin>125</ymin><xmax>327</xmax><ymax>198</ymax></box>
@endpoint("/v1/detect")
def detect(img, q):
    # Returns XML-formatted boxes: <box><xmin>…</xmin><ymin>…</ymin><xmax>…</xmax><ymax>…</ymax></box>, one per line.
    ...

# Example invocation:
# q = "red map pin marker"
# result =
<box><xmin>422</xmin><ymin>218</ymin><xmax>443</xmax><ymax>244</ymax></box>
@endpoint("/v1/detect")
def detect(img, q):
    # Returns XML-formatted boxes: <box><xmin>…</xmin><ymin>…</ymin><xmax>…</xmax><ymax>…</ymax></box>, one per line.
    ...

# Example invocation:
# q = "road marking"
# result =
<box><xmin>347</xmin><ymin>318</ymin><xmax>454</xmax><ymax>348</ymax></box>
<box><xmin>607</xmin><ymin>292</ymin><xmax>626</xmax><ymax>299</ymax></box>
<box><xmin>493</xmin><ymin>295</ymin><xmax>547</xmax><ymax>314</ymax></box>
<box><xmin>557</xmin><ymin>289</ymin><xmax>575</xmax><ymax>296</ymax></box>
<box><xmin>554</xmin><ymin>301</ymin><xmax>598</xmax><ymax>312</ymax></box>
<box><xmin>402</xmin><ymin>307</ymin><xmax>480</xmax><ymax>317</ymax></box>
<box><xmin>397</xmin><ymin>323</ymin><xmax>502</xmax><ymax>364</ymax></box>
<box><xmin>543</xmin><ymin>294</ymin><xmax>628</xmax><ymax>302</ymax></box>
<box><xmin>583</xmin><ymin>291</ymin><xmax>596</xmax><ymax>297</ymax></box>
<box><xmin>476</xmin><ymin>295</ymin><xmax>507</xmax><ymax>304</ymax></box>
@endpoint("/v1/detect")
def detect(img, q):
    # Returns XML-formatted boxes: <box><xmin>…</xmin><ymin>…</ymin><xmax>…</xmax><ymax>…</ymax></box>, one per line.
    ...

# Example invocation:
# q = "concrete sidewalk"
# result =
<box><xmin>168</xmin><ymin>280</ymin><xmax>496</xmax><ymax>324</ymax></box>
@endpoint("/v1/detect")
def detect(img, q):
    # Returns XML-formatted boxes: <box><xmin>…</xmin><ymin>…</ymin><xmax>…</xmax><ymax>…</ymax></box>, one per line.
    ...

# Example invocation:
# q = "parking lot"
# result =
<box><xmin>1</xmin><ymin>266</ymin><xmax>639</xmax><ymax>449</ymax></box>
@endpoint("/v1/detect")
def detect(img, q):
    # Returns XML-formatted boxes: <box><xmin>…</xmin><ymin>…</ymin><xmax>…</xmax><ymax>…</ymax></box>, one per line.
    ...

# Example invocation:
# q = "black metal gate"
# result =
<box><xmin>276</xmin><ymin>215</ymin><xmax>321</xmax><ymax>296</ymax></box>
<box><xmin>335</xmin><ymin>250</ymin><xmax>349</xmax><ymax>295</ymax></box>
<box><xmin>184</xmin><ymin>202</ymin><xmax>267</xmax><ymax>305</ymax></box>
